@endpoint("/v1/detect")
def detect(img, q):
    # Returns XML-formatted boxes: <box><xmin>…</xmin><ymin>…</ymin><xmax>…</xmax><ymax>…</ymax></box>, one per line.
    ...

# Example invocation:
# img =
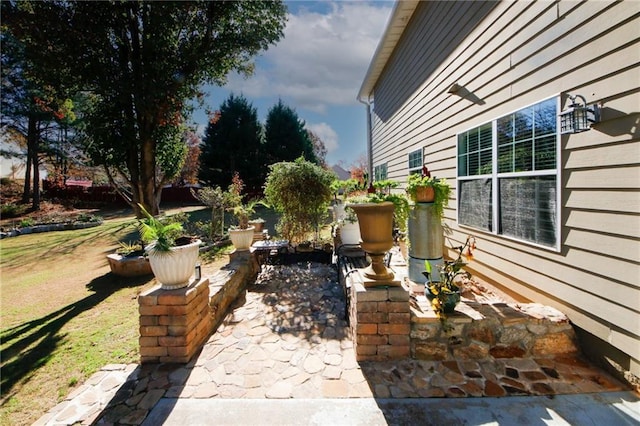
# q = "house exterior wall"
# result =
<box><xmin>368</xmin><ymin>0</ymin><xmax>640</xmax><ymax>380</ymax></box>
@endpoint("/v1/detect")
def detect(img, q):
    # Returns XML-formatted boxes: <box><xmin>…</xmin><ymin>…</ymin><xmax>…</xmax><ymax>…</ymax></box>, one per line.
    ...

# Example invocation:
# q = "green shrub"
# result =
<box><xmin>1</xmin><ymin>203</ymin><xmax>23</xmax><ymax>218</ymax></box>
<box><xmin>264</xmin><ymin>156</ymin><xmax>335</xmax><ymax>243</ymax></box>
<box><xmin>19</xmin><ymin>218</ymin><xmax>35</xmax><ymax>228</ymax></box>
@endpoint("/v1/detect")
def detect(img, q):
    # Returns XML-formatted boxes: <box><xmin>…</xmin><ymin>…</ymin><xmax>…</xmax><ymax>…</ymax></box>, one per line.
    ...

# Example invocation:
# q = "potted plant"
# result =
<box><xmin>406</xmin><ymin>166</ymin><xmax>452</xmax><ymax>218</ymax></box>
<box><xmin>338</xmin><ymin>204</ymin><xmax>361</xmax><ymax>245</ymax></box>
<box><xmin>248</xmin><ymin>217</ymin><xmax>266</xmax><ymax>234</ymax></box>
<box><xmin>107</xmin><ymin>240</ymin><xmax>153</xmax><ymax>277</ymax></box>
<box><xmin>228</xmin><ymin>201</ymin><xmax>259</xmax><ymax>251</ymax></box>
<box><xmin>423</xmin><ymin>235</ymin><xmax>476</xmax><ymax>320</ymax></box>
<box><xmin>138</xmin><ymin>204</ymin><xmax>201</xmax><ymax>289</ymax></box>
<box><xmin>347</xmin><ymin>183</ymin><xmax>409</xmax><ymax>283</ymax></box>
<box><xmin>331</xmin><ymin>178</ymin><xmax>360</xmax><ymax>221</ymax></box>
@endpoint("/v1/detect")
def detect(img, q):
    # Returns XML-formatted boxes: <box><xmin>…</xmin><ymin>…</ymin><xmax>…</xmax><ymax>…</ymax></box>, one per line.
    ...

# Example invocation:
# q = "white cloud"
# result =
<box><xmin>306</xmin><ymin>122</ymin><xmax>339</xmax><ymax>153</ymax></box>
<box><xmin>224</xmin><ymin>1</ymin><xmax>392</xmax><ymax>114</ymax></box>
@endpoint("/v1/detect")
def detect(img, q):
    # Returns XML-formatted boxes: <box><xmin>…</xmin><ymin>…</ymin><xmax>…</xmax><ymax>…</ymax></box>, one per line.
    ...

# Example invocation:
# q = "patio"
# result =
<box><xmin>36</xmin><ymin>254</ymin><xmax>629</xmax><ymax>425</ymax></box>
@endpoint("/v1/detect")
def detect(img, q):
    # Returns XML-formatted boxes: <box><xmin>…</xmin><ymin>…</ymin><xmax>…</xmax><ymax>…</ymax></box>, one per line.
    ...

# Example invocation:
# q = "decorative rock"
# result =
<box><xmin>489</xmin><ymin>345</ymin><xmax>526</xmax><ymax>358</ymax></box>
<box><xmin>414</xmin><ymin>342</ymin><xmax>448</xmax><ymax>360</ymax></box>
<box><xmin>532</xmin><ymin>332</ymin><xmax>578</xmax><ymax>356</ymax></box>
<box><xmin>484</xmin><ymin>380</ymin><xmax>507</xmax><ymax>397</ymax></box>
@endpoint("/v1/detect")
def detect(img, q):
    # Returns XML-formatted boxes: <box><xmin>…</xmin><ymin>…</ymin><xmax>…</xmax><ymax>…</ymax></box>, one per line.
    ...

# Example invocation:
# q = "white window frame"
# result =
<box><xmin>408</xmin><ymin>148</ymin><xmax>423</xmax><ymax>175</ymax></box>
<box><xmin>456</xmin><ymin>96</ymin><xmax>561</xmax><ymax>252</ymax></box>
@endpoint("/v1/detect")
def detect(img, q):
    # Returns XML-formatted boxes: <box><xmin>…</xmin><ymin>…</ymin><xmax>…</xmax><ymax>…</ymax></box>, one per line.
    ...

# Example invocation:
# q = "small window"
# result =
<box><xmin>374</xmin><ymin>163</ymin><xmax>387</xmax><ymax>181</ymax></box>
<box><xmin>457</xmin><ymin>97</ymin><xmax>559</xmax><ymax>249</ymax></box>
<box><xmin>408</xmin><ymin>149</ymin><xmax>422</xmax><ymax>174</ymax></box>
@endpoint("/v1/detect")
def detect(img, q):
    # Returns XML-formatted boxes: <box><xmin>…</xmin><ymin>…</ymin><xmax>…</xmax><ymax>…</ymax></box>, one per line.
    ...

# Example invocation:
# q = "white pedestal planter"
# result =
<box><xmin>146</xmin><ymin>239</ymin><xmax>201</xmax><ymax>290</ymax></box>
<box><xmin>229</xmin><ymin>226</ymin><xmax>255</xmax><ymax>251</ymax></box>
<box><xmin>339</xmin><ymin>221</ymin><xmax>361</xmax><ymax>245</ymax></box>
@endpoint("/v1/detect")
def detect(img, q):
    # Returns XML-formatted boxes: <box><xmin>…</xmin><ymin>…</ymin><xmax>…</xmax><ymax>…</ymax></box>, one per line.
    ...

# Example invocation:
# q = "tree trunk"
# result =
<box><xmin>139</xmin><ymin>137</ymin><xmax>159</xmax><ymax>216</ymax></box>
<box><xmin>31</xmin><ymin>120</ymin><xmax>41</xmax><ymax>210</ymax></box>
<box><xmin>22</xmin><ymin>115</ymin><xmax>37</xmax><ymax>204</ymax></box>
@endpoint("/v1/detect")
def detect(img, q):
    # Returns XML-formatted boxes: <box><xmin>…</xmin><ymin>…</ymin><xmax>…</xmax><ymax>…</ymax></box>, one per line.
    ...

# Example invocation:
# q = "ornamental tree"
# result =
<box><xmin>2</xmin><ymin>1</ymin><xmax>287</xmax><ymax>216</ymax></box>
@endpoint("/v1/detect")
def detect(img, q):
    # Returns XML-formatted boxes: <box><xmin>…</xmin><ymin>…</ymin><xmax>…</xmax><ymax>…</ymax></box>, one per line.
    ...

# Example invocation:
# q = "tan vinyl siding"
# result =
<box><xmin>369</xmin><ymin>0</ymin><xmax>640</xmax><ymax>374</ymax></box>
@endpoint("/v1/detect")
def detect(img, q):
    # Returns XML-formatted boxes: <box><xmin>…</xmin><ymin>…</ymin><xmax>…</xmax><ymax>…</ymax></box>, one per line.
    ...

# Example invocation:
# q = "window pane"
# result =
<box><xmin>408</xmin><ymin>149</ymin><xmax>422</xmax><ymax>169</ymax></box>
<box><xmin>535</xmin><ymin>135</ymin><xmax>556</xmax><ymax>170</ymax></box>
<box><xmin>458</xmin><ymin>133</ymin><xmax>468</xmax><ymax>155</ymax></box>
<box><xmin>459</xmin><ymin>179</ymin><xmax>492</xmax><ymax>231</ymax></box>
<box><xmin>458</xmin><ymin>154</ymin><xmax>468</xmax><ymax>176</ymax></box>
<box><xmin>497</xmin><ymin>143</ymin><xmax>512</xmax><ymax>173</ymax></box>
<box><xmin>468</xmin><ymin>129</ymin><xmax>478</xmax><ymax>153</ymax></box>
<box><xmin>514</xmin><ymin>107</ymin><xmax>533</xmax><ymax>141</ymax></box>
<box><xmin>499</xmin><ymin>176</ymin><xmax>556</xmax><ymax>247</ymax></box>
<box><xmin>534</xmin><ymin>98</ymin><xmax>556</xmax><ymax>136</ymax></box>
<box><xmin>497</xmin><ymin>116</ymin><xmax>512</xmax><ymax>146</ymax></box>
<box><xmin>514</xmin><ymin>140</ymin><xmax>533</xmax><ymax>172</ymax></box>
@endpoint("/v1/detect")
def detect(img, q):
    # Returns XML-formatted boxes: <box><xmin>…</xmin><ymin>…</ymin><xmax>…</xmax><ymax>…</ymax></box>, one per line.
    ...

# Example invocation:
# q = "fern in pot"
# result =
<box><xmin>138</xmin><ymin>204</ymin><xmax>201</xmax><ymax>289</ymax></box>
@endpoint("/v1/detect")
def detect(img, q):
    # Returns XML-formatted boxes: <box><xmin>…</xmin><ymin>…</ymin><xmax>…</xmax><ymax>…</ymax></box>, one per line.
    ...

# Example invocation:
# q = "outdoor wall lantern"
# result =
<box><xmin>559</xmin><ymin>94</ymin><xmax>600</xmax><ymax>134</ymax></box>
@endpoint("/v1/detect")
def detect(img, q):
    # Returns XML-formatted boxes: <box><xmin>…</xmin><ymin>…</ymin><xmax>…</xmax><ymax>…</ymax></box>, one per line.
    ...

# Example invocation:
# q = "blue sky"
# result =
<box><xmin>191</xmin><ymin>1</ymin><xmax>394</xmax><ymax>168</ymax></box>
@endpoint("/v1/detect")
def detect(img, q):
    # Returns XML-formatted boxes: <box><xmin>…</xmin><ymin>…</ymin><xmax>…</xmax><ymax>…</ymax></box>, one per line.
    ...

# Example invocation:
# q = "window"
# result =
<box><xmin>374</xmin><ymin>163</ymin><xmax>387</xmax><ymax>181</ymax></box>
<box><xmin>408</xmin><ymin>149</ymin><xmax>423</xmax><ymax>175</ymax></box>
<box><xmin>457</xmin><ymin>97</ymin><xmax>559</xmax><ymax>249</ymax></box>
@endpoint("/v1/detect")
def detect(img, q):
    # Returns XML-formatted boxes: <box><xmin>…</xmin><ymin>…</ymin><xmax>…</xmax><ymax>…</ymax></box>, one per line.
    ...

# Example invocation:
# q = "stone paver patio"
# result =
<box><xmin>36</xmin><ymin>262</ymin><xmax>628</xmax><ymax>425</ymax></box>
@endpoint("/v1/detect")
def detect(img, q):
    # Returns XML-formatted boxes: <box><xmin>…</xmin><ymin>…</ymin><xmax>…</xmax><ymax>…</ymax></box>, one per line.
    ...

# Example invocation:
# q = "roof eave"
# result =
<box><xmin>357</xmin><ymin>0</ymin><xmax>420</xmax><ymax>103</ymax></box>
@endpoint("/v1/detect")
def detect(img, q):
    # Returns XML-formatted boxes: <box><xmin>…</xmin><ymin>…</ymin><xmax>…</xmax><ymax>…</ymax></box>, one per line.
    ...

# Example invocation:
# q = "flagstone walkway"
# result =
<box><xmin>36</xmin><ymin>263</ymin><xmax>629</xmax><ymax>425</ymax></box>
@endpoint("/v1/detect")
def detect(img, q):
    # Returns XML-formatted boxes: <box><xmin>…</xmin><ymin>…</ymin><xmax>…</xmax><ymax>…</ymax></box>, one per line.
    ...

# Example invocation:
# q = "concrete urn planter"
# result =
<box><xmin>229</xmin><ymin>226</ymin><xmax>255</xmax><ymax>251</ymax></box>
<box><xmin>348</xmin><ymin>201</ymin><xmax>396</xmax><ymax>282</ymax></box>
<box><xmin>146</xmin><ymin>239</ymin><xmax>201</xmax><ymax>290</ymax></box>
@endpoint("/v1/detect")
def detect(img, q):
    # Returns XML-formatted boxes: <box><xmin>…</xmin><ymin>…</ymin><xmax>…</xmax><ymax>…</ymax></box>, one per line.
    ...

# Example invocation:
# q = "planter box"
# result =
<box><xmin>107</xmin><ymin>253</ymin><xmax>152</xmax><ymax>277</ymax></box>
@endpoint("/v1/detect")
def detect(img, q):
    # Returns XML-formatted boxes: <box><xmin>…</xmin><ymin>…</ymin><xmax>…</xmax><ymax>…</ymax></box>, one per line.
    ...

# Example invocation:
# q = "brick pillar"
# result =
<box><xmin>349</xmin><ymin>273</ymin><xmax>411</xmax><ymax>361</ymax></box>
<box><xmin>138</xmin><ymin>278</ymin><xmax>212</xmax><ymax>364</ymax></box>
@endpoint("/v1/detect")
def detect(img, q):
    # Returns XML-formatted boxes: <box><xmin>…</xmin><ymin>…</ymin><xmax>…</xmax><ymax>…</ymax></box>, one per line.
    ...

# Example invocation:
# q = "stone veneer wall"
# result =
<box><xmin>346</xmin><ymin>252</ymin><xmax>580</xmax><ymax>363</ymax></box>
<box><xmin>138</xmin><ymin>277</ymin><xmax>212</xmax><ymax>363</ymax></box>
<box><xmin>349</xmin><ymin>279</ymin><xmax>412</xmax><ymax>361</ymax></box>
<box><xmin>410</xmin><ymin>300</ymin><xmax>580</xmax><ymax>361</ymax></box>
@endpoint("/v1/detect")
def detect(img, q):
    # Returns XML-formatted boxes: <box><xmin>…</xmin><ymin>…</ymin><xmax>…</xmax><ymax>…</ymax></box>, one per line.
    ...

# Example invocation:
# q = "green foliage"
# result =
<box><xmin>331</xmin><ymin>178</ymin><xmax>360</xmax><ymax>200</ymax></box>
<box><xmin>264</xmin><ymin>100</ymin><xmax>318</xmax><ymax>166</ymax></box>
<box><xmin>1</xmin><ymin>203</ymin><xmax>22</xmax><ymax>218</ymax></box>
<box><xmin>425</xmin><ymin>236</ymin><xmax>476</xmax><ymax>321</ymax></box>
<box><xmin>115</xmin><ymin>241</ymin><xmax>144</xmax><ymax>256</ymax></box>
<box><xmin>372</xmin><ymin>179</ymin><xmax>399</xmax><ymax>194</ymax></box>
<box><xmin>19</xmin><ymin>217</ymin><xmax>34</xmax><ymax>228</ymax></box>
<box><xmin>405</xmin><ymin>173</ymin><xmax>451</xmax><ymax>218</ymax></box>
<box><xmin>199</xmin><ymin>94</ymin><xmax>265</xmax><ymax>191</ymax></box>
<box><xmin>364</xmin><ymin>192</ymin><xmax>410</xmax><ymax>234</ymax></box>
<box><xmin>191</xmin><ymin>185</ymin><xmax>238</xmax><ymax>239</ymax></box>
<box><xmin>137</xmin><ymin>204</ymin><xmax>184</xmax><ymax>253</ymax></box>
<box><xmin>264</xmin><ymin>157</ymin><xmax>334</xmax><ymax>243</ymax></box>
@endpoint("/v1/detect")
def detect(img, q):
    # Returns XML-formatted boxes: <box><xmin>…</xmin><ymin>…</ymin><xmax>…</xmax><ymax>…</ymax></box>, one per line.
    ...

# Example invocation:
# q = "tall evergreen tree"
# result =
<box><xmin>264</xmin><ymin>100</ymin><xmax>318</xmax><ymax>166</ymax></box>
<box><xmin>199</xmin><ymin>94</ymin><xmax>264</xmax><ymax>192</ymax></box>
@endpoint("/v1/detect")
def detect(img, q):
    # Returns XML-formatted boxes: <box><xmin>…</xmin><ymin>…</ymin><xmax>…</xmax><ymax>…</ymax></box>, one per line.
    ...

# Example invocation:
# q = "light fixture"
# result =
<box><xmin>559</xmin><ymin>94</ymin><xmax>600</xmax><ymax>134</ymax></box>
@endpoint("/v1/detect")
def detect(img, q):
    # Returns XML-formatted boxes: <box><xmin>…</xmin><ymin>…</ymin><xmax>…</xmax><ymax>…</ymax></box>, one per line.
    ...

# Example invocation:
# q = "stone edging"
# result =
<box><xmin>0</xmin><ymin>221</ymin><xmax>102</xmax><ymax>238</ymax></box>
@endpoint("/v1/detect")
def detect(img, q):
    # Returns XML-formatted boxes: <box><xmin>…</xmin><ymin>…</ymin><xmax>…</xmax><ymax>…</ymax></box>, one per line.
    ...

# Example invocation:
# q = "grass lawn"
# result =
<box><xmin>0</xmin><ymin>206</ymin><xmax>231</xmax><ymax>426</ymax></box>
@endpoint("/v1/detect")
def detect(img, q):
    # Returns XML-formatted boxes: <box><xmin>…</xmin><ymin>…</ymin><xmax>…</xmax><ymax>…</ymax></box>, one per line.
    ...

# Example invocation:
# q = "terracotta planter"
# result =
<box><xmin>229</xmin><ymin>226</ymin><xmax>255</xmax><ymax>251</ymax></box>
<box><xmin>348</xmin><ymin>202</ymin><xmax>395</xmax><ymax>282</ymax></box>
<box><xmin>146</xmin><ymin>239</ymin><xmax>201</xmax><ymax>290</ymax></box>
<box><xmin>413</xmin><ymin>186</ymin><xmax>435</xmax><ymax>203</ymax></box>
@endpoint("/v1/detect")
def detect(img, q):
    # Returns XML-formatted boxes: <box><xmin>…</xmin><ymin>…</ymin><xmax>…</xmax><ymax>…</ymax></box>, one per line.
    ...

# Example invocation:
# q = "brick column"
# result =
<box><xmin>349</xmin><ymin>272</ymin><xmax>411</xmax><ymax>361</ymax></box>
<box><xmin>138</xmin><ymin>278</ymin><xmax>212</xmax><ymax>364</ymax></box>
